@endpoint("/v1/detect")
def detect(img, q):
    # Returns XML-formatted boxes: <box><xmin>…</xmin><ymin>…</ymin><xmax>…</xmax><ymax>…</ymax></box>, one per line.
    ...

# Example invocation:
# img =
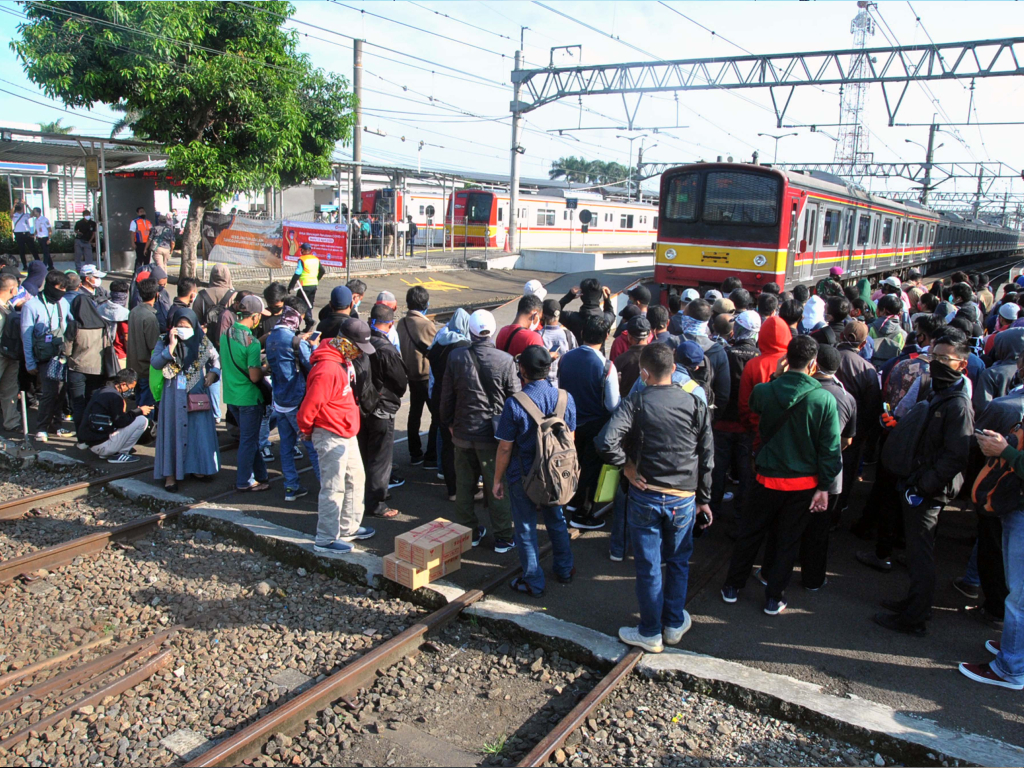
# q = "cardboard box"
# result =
<box><xmin>394</xmin><ymin>518</ymin><xmax>472</xmax><ymax>569</ymax></box>
<box><xmin>383</xmin><ymin>551</ymin><xmax>462</xmax><ymax>590</ymax></box>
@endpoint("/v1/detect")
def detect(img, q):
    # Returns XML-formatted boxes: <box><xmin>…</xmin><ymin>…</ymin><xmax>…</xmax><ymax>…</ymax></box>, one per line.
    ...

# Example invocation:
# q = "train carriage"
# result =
<box><xmin>654</xmin><ymin>162</ymin><xmax>1024</xmax><ymax>294</ymax></box>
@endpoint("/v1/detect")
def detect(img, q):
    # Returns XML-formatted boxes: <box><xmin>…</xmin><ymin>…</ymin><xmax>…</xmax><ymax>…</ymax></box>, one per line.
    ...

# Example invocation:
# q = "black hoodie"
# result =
<box><xmin>559</xmin><ymin>288</ymin><xmax>616</xmax><ymax>345</ymax></box>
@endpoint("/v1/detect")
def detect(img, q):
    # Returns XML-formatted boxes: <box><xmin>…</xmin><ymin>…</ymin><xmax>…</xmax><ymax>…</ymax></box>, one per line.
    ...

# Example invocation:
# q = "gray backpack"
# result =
<box><xmin>512</xmin><ymin>390</ymin><xmax>580</xmax><ymax>507</ymax></box>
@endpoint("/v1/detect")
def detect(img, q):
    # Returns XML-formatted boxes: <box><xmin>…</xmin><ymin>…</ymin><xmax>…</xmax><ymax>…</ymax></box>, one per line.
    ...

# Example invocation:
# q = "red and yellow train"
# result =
<box><xmin>655</xmin><ymin>162</ymin><xmax>1024</xmax><ymax>293</ymax></box>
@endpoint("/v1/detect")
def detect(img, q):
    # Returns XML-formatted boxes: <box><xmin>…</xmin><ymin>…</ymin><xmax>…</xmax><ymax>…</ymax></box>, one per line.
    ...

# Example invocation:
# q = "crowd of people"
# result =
<box><xmin>0</xmin><ymin>245</ymin><xmax>1021</xmax><ymax>692</ymax></box>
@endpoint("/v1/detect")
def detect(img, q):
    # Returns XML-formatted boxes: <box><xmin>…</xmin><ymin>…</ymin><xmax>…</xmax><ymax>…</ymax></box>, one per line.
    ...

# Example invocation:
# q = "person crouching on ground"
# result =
<box><xmin>493</xmin><ymin>345</ymin><xmax>577</xmax><ymax>597</ymax></box>
<box><xmin>298</xmin><ymin>321</ymin><xmax>377</xmax><ymax>555</ymax></box>
<box><xmin>78</xmin><ymin>369</ymin><xmax>152</xmax><ymax>463</ymax></box>
<box><xmin>597</xmin><ymin>343</ymin><xmax>714</xmax><ymax>653</ymax></box>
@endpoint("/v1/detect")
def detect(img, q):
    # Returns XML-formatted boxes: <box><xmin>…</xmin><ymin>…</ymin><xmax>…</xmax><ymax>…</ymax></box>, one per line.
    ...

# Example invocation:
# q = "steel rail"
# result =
<box><xmin>0</xmin><ymin>650</ymin><xmax>172</xmax><ymax>750</ymax></box>
<box><xmin>0</xmin><ymin>440</ymin><xmax>239</xmax><ymax>522</ymax></box>
<box><xmin>0</xmin><ymin>634</ymin><xmax>113</xmax><ymax>691</ymax></box>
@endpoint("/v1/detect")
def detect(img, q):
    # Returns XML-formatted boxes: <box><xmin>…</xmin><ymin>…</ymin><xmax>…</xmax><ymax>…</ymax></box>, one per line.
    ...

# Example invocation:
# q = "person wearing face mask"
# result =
<box><xmin>722</xmin><ymin>335</ymin><xmax>842</xmax><ymax>617</ymax></box>
<box><xmin>874</xmin><ymin>333</ymin><xmax>974</xmax><ymax>637</ymax></box>
<box><xmin>78</xmin><ymin>369</ymin><xmax>152</xmax><ymax>463</ymax></box>
<box><xmin>298</xmin><ymin>319</ymin><xmax>377</xmax><ymax>554</ymax></box>
<box><xmin>495</xmin><ymin>294</ymin><xmax>545</xmax><ymax>358</ymax></box>
<box><xmin>221</xmin><ymin>295</ymin><xmax>273</xmax><ymax>492</ymax></box>
<box><xmin>20</xmin><ymin>271</ymin><xmax>71</xmax><ymax>441</ymax></box>
<box><xmin>73</xmin><ymin>209</ymin><xmax>98</xmax><ymax>273</ymax></box>
<box><xmin>346</xmin><ymin>279</ymin><xmax>367</xmax><ymax>320</ymax></box>
<box><xmin>151</xmin><ymin>308</ymin><xmax>221</xmax><ymax>491</ymax></box>
<box><xmin>0</xmin><ymin>274</ymin><xmax>22</xmax><ymax>431</ymax></box>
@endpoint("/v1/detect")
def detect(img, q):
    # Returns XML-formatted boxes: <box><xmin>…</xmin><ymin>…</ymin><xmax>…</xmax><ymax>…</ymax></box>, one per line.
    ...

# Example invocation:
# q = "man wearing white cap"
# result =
<box><xmin>524</xmin><ymin>279</ymin><xmax>547</xmax><ymax>302</ymax></box>
<box><xmin>669</xmin><ymin>288</ymin><xmax>700</xmax><ymax>335</ymax></box>
<box><xmin>983</xmin><ymin>302</ymin><xmax>1021</xmax><ymax>359</ymax></box>
<box><xmin>439</xmin><ymin>309</ymin><xmax>519</xmax><ymax>553</ymax></box>
<box><xmin>710</xmin><ymin>309</ymin><xmax>761</xmax><ymax>529</ymax></box>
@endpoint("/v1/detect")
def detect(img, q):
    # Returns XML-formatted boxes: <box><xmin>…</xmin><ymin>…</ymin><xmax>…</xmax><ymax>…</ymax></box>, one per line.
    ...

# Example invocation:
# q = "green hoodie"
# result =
<box><xmin>749</xmin><ymin>370</ymin><xmax>842</xmax><ymax>491</ymax></box>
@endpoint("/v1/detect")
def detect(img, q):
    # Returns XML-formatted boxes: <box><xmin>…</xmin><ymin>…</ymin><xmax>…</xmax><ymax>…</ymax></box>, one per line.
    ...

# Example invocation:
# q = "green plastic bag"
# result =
<box><xmin>594</xmin><ymin>464</ymin><xmax>621</xmax><ymax>504</ymax></box>
<box><xmin>149</xmin><ymin>365</ymin><xmax>164</xmax><ymax>403</ymax></box>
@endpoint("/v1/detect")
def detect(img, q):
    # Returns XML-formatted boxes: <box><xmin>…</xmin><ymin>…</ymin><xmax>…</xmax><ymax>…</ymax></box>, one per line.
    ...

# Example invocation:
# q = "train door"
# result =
<box><xmin>817</xmin><ymin>206</ymin><xmax>841</xmax><ymax>280</ymax></box>
<box><xmin>797</xmin><ymin>202</ymin><xmax>818</xmax><ymax>283</ymax></box>
<box><xmin>785</xmin><ymin>199</ymin><xmax>800</xmax><ymax>284</ymax></box>
<box><xmin>842</xmin><ymin>208</ymin><xmax>855</xmax><ymax>274</ymax></box>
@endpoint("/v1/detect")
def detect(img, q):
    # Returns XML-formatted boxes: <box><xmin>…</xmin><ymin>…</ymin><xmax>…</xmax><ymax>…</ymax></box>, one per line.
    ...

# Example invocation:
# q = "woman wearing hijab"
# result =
<box><xmin>22</xmin><ymin>261</ymin><xmax>47</xmax><ymax>298</ymax></box>
<box><xmin>151</xmin><ymin>307</ymin><xmax>221</xmax><ymax>491</ymax></box>
<box><xmin>798</xmin><ymin>295</ymin><xmax>827</xmax><ymax>335</ymax></box>
<box><xmin>426</xmin><ymin>308</ymin><xmax>470</xmax><ymax>500</ymax></box>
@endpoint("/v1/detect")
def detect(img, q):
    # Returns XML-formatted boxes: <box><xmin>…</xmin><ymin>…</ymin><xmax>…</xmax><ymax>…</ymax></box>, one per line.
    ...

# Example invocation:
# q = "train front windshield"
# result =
<box><xmin>661</xmin><ymin>169</ymin><xmax>781</xmax><ymax>244</ymax></box>
<box><xmin>454</xmin><ymin>191</ymin><xmax>493</xmax><ymax>222</ymax></box>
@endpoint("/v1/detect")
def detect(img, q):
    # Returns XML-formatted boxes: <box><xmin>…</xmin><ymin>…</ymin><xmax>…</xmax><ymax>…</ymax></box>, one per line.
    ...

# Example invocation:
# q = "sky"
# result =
<box><xmin>0</xmin><ymin>0</ymin><xmax>1022</xmax><ymax>205</ymax></box>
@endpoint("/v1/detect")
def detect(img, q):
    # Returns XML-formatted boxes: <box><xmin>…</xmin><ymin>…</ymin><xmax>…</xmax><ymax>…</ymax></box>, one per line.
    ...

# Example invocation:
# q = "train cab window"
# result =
<box><xmin>536</xmin><ymin>209</ymin><xmax>555</xmax><ymax>226</ymax></box>
<box><xmin>881</xmin><ymin>218</ymin><xmax>893</xmax><ymax>245</ymax></box>
<box><xmin>822</xmin><ymin>209</ymin><xmax>841</xmax><ymax>246</ymax></box>
<box><xmin>856</xmin><ymin>213</ymin><xmax>871</xmax><ymax>246</ymax></box>
<box><xmin>803</xmin><ymin>208</ymin><xmax>817</xmax><ymax>246</ymax></box>
<box><xmin>620</xmin><ymin>214</ymin><xmax>635</xmax><ymax>229</ymax></box>
<box><xmin>665</xmin><ymin>173</ymin><xmax>699</xmax><ymax>221</ymax></box>
<box><xmin>702</xmin><ymin>172</ymin><xmax>779</xmax><ymax>225</ymax></box>
<box><xmin>916</xmin><ymin>223</ymin><xmax>925</xmax><ymax>245</ymax></box>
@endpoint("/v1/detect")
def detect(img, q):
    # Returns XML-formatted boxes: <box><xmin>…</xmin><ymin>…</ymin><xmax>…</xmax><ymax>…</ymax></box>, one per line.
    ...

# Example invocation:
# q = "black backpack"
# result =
<box><xmin>199</xmin><ymin>289</ymin><xmax>235</xmax><ymax>347</ymax></box>
<box><xmin>881</xmin><ymin>383</ymin><xmax>969</xmax><ymax>479</ymax></box>
<box><xmin>0</xmin><ymin>308</ymin><xmax>21</xmax><ymax>361</ymax></box>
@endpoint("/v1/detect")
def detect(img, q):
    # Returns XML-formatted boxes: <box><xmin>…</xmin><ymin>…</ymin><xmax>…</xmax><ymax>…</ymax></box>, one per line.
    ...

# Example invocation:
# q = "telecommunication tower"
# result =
<box><xmin>834</xmin><ymin>1</ymin><xmax>877</xmax><ymax>183</ymax></box>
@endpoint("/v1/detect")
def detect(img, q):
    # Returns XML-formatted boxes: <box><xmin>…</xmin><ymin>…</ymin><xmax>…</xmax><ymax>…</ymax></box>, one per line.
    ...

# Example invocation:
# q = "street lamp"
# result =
<box><xmin>635</xmin><ymin>139</ymin><xmax>658</xmax><ymax>202</ymax></box>
<box><xmin>758</xmin><ymin>132</ymin><xmax>798</xmax><ymax>164</ymax></box>
<box><xmin>616</xmin><ymin>134</ymin><xmax>647</xmax><ymax>198</ymax></box>
<box><xmin>905</xmin><ymin>138</ymin><xmax>944</xmax><ymax>153</ymax></box>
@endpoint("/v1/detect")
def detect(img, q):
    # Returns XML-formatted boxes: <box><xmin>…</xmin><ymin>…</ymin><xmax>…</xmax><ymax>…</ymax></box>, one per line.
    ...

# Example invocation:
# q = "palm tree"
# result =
<box><xmin>109</xmin><ymin>102</ymin><xmax>143</xmax><ymax>139</ymax></box>
<box><xmin>38</xmin><ymin>119</ymin><xmax>73</xmax><ymax>134</ymax></box>
<box><xmin>549</xmin><ymin>156</ymin><xmax>591</xmax><ymax>183</ymax></box>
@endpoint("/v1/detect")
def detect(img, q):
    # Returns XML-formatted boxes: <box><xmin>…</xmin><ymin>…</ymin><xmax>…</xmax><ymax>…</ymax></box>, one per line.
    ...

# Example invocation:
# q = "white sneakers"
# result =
<box><xmin>619</xmin><ymin>610</ymin><xmax>692</xmax><ymax>653</ymax></box>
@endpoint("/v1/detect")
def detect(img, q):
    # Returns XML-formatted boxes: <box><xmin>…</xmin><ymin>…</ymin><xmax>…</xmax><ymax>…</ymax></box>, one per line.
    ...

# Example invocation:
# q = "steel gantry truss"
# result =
<box><xmin>505</xmin><ymin>36</ymin><xmax>1024</xmax><ymax>249</ymax></box>
<box><xmin>634</xmin><ymin>160</ymin><xmax>1020</xmax><ymax>184</ymax></box>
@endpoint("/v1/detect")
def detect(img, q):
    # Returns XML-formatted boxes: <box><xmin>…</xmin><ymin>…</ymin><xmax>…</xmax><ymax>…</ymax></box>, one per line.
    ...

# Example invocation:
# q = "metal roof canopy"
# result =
<box><xmin>0</xmin><ymin>126</ymin><xmax>164</xmax><ymax>272</ymax></box>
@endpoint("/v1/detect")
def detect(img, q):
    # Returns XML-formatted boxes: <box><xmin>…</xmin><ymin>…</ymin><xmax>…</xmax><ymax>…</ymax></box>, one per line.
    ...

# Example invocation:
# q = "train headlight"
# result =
<box><xmin>753</xmin><ymin>254</ymin><xmax>767</xmax><ymax>267</ymax></box>
<box><xmin>665</xmin><ymin>248</ymin><xmax>677</xmax><ymax>260</ymax></box>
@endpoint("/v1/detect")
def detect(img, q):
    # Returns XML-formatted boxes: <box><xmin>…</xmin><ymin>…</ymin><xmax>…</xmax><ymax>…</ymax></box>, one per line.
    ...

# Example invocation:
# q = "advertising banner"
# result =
<box><xmin>202</xmin><ymin>213</ymin><xmax>283</xmax><ymax>269</ymax></box>
<box><xmin>282</xmin><ymin>220</ymin><xmax>348</xmax><ymax>268</ymax></box>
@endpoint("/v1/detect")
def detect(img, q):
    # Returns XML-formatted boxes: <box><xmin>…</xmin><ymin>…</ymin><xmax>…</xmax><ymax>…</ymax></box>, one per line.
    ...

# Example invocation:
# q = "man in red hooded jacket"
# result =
<box><xmin>738</xmin><ymin>316</ymin><xmax>794</xmax><ymax>442</ymax></box>
<box><xmin>298</xmin><ymin>320</ymin><xmax>376</xmax><ymax>555</ymax></box>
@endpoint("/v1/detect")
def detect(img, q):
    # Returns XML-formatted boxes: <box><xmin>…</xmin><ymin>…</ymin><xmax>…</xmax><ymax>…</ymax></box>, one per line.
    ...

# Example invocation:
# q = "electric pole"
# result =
<box><xmin>920</xmin><ymin>122</ymin><xmax>937</xmax><ymax>205</ymax></box>
<box><xmin>353</xmin><ymin>39</ymin><xmax>363</xmax><ymax>212</ymax></box>
<box><xmin>973</xmin><ymin>166</ymin><xmax>984</xmax><ymax>218</ymax></box>
<box><xmin>509</xmin><ymin>50</ymin><xmax>524</xmax><ymax>253</ymax></box>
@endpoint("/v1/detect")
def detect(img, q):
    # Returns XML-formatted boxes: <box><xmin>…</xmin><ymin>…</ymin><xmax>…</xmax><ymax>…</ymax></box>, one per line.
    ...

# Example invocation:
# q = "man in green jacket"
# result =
<box><xmin>721</xmin><ymin>334</ymin><xmax>842</xmax><ymax>616</ymax></box>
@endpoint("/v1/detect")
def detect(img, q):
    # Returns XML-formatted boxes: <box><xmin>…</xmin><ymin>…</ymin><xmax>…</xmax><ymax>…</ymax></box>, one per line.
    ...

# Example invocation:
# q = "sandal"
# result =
<box><xmin>164</xmin><ymin>482</ymin><xmax>179</xmax><ymax>493</ymax></box>
<box><xmin>509</xmin><ymin>576</ymin><xmax>544</xmax><ymax>598</ymax></box>
<box><xmin>238</xmin><ymin>482</ymin><xmax>270</xmax><ymax>493</ymax></box>
<box><xmin>371</xmin><ymin>507</ymin><xmax>400</xmax><ymax>519</ymax></box>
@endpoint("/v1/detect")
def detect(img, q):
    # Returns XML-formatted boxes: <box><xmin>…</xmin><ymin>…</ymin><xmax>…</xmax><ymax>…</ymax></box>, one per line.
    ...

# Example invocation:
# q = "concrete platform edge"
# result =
<box><xmin>109</xmin><ymin>478</ymin><xmax>195</xmax><ymax>509</ymax></box>
<box><xmin>177</xmin><ymin>505</ymin><xmax>1024</xmax><ymax>767</ymax></box>
<box><xmin>640</xmin><ymin>650</ymin><xmax>1024</xmax><ymax>767</ymax></box>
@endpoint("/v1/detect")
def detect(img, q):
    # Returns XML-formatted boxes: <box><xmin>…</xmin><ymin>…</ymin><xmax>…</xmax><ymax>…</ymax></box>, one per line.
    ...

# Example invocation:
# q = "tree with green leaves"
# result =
<box><xmin>14</xmin><ymin>1</ymin><xmax>354</xmax><ymax>277</ymax></box>
<box><xmin>549</xmin><ymin>156</ymin><xmax>592</xmax><ymax>184</ymax></box>
<box><xmin>38</xmin><ymin>118</ymin><xmax>73</xmax><ymax>134</ymax></box>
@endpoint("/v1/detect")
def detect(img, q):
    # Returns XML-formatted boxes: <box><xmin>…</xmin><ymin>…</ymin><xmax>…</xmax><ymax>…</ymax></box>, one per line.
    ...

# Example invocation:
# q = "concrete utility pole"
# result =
<box><xmin>353</xmin><ymin>39</ymin><xmax>363</xmax><ymax>212</ymax></box>
<box><xmin>973</xmin><ymin>166</ymin><xmax>985</xmax><ymax>218</ymax></box>
<box><xmin>508</xmin><ymin>50</ymin><xmax>524</xmax><ymax>254</ymax></box>
<box><xmin>920</xmin><ymin>122</ymin><xmax>938</xmax><ymax>205</ymax></box>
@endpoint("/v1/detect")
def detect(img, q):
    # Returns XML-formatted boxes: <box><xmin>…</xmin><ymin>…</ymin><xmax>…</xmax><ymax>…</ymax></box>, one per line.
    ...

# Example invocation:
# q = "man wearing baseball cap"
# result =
<box><xmin>493</xmin><ymin>345</ymin><xmax>577</xmax><ymax>595</ymax></box>
<box><xmin>439</xmin><ymin>309</ymin><xmax>519</xmax><ymax>553</ymax></box>
<box><xmin>221</xmin><ymin>294</ymin><xmax>273</xmax><ymax>492</ymax></box>
<box><xmin>373</xmin><ymin>291</ymin><xmax>401</xmax><ymax>349</ymax></box>
<box><xmin>669</xmin><ymin>288</ymin><xmax>701</xmax><ymax>336</ymax></box>
<box><xmin>615</xmin><ymin>315</ymin><xmax>652</xmax><ymax>397</ymax></box>
<box><xmin>317</xmin><ymin>285</ymin><xmax>354</xmax><ymax>340</ymax></box>
<box><xmin>523</xmin><ymin>279</ymin><xmax>547</xmax><ymax>302</ymax></box>
<box><xmin>299</xmin><ymin>317</ymin><xmax>377</xmax><ymax>554</ymax></box>
<box><xmin>815</xmin><ymin>266</ymin><xmax>845</xmax><ymax>300</ymax></box>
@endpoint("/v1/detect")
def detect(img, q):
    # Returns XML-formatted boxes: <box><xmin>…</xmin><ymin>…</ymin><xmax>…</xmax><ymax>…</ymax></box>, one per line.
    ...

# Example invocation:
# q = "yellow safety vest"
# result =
<box><xmin>296</xmin><ymin>253</ymin><xmax>320</xmax><ymax>287</ymax></box>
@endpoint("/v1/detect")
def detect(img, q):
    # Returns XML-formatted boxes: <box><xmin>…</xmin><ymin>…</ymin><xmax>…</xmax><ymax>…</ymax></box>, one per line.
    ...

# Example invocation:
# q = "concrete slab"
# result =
<box><xmin>159</xmin><ymin>728</ymin><xmax>213</xmax><ymax>760</ymax></box>
<box><xmin>35</xmin><ymin>450</ymin><xmax>84</xmax><ymax>468</ymax></box>
<box><xmin>268</xmin><ymin>668</ymin><xmax>313</xmax><ymax>693</ymax></box>
<box><xmin>108</xmin><ymin>478</ymin><xmax>194</xmax><ymax>507</ymax></box>
<box><xmin>380</xmin><ymin>722</ymin><xmax>482</xmax><ymax>767</ymax></box>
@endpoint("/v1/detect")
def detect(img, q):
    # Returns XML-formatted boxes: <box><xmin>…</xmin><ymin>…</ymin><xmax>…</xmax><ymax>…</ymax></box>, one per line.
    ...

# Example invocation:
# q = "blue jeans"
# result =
<box><xmin>609</xmin><ymin>481</ymin><xmax>631</xmax><ymax>559</ymax></box>
<box><xmin>993</xmin><ymin>508</ymin><xmax>1024</xmax><ymax>685</ymax></box>
<box><xmin>134</xmin><ymin>373</ymin><xmax>155</xmax><ymax>409</ymax></box>
<box><xmin>277</xmin><ymin>408</ymin><xmax>319</xmax><ymax>489</ymax></box>
<box><xmin>963</xmin><ymin>541</ymin><xmax>981</xmax><ymax>587</ymax></box>
<box><xmin>508</xmin><ymin>480</ymin><xmax>574</xmax><ymax>592</ymax></box>
<box><xmin>209</xmin><ymin>379</ymin><xmax>222</xmax><ymax>420</ymax></box>
<box><xmin>259</xmin><ymin>409</ymin><xmax>277</xmax><ymax>452</ymax></box>
<box><xmin>628</xmin><ymin>488</ymin><xmax>696</xmax><ymax>637</ymax></box>
<box><xmin>229</xmin><ymin>404</ymin><xmax>268</xmax><ymax>489</ymax></box>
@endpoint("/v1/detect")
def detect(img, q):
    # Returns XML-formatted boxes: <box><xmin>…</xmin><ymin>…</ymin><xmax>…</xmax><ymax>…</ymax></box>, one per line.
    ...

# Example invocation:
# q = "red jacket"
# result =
<box><xmin>608</xmin><ymin>331</ymin><xmax>630</xmax><ymax>362</ymax></box>
<box><xmin>297</xmin><ymin>342</ymin><xmax>360</xmax><ymax>438</ymax></box>
<box><xmin>738</xmin><ymin>316</ymin><xmax>793</xmax><ymax>435</ymax></box>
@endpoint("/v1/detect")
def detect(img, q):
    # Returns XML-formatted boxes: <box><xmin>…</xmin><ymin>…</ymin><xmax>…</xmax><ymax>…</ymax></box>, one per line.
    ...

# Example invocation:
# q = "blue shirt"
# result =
<box><xmin>629</xmin><ymin>364</ymin><xmax>708</xmax><ymax>404</ymax></box>
<box><xmin>495</xmin><ymin>380</ymin><xmax>577</xmax><ymax>484</ymax></box>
